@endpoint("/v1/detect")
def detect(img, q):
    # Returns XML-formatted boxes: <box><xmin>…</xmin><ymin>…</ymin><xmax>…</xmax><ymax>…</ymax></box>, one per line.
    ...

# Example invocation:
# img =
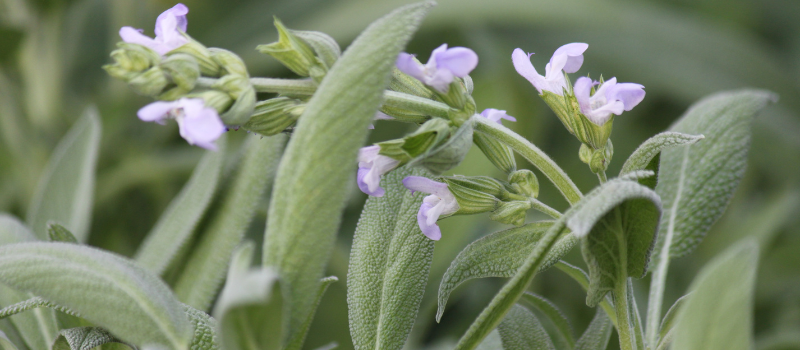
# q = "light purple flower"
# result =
<box><xmin>368</xmin><ymin>111</ymin><xmax>395</xmax><ymax>130</ymax></box>
<box><xmin>119</xmin><ymin>3</ymin><xmax>189</xmax><ymax>56</ymax></box>
<box><xmin>137</xmin><ymin>98</ymin><xmax>226</xmax><ymax>150</ymax></box>
<box><xmin>480</xmin><ymin>108</ymin><xmax>516</xmax><ymax>124</ymax></box>
<box><xmin>357</xmin><ymin>145</ymin><xmax>401</xmax><ymax>197</ymax></box>
<box><xmin>573</xmin><ymin>77</ymin><xmax>645</xmax><ymax>126</ymax></box>
<box><xmin>512</xmin><ymin>43</ymin><xmax>588</xmax><ymax>95</ymax></box>
<box><xmin>396</xmin><ymin>44</ymin><xmax>478</xmax><ymax>93</ymax></box>
<box><xmin>402</xmin><ymin>176</ymin><xmax>460</xmax><ymax>240</ymax></box>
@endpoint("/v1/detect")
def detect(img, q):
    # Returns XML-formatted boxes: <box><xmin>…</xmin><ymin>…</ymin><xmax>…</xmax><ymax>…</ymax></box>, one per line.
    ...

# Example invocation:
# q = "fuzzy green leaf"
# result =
<box><xmin>519</xmin><ymin>293</ymin><xmax>574</xmax><ymax>349</ymax></box>
<box><xmin>175</xmin><ymin>135</ymin><xmax>285</xmax><ymax>311</ymax></box>
<box><xmin>0</xmin><ymin>331</ymin><xmax>19</xmax><ymax>350</ymax></box>
<box><xmin>183</xmin><ymin>304</ymin><xmax>220</xmax><ymax>350</ymax></box>
<box><xmin>26</xmin><ymin>107</ymin><xmax>100</xmax><ymax>242</ymax></box>
<box><xmin>437</xmin><ymin>222</ymin><xmax>579</xmax><ymax>321</ymax></box>
<box><xmin>574</xmin><ymin>310</ymin><xmax>613</xmax><ymax>350</ymax></box>
<box><xmin>51</xmin><ymin>327</ymin><xmax>127</xmax><ymax>350</ymax></box>
<box><xmin>652</xmin><ymin>90</ymin><xmax>776</xmax><ymax>261</ymax></box>
<box><xmin>619</xmin><ymin>132</ymin><xmax>704</xmax><ymax>189</ymax></box>
<box><xmin>495</xmin><ymin>305</ymin><xmax>555</xmax><ymax>350</ymax></box>
<box><xmin>347</xmin><ymin>167</ymin><xmax>434</xmax><ymax>350</ymax></box>
<box><xmin>261</xmin><ymin>3</ymin><xmax>433</xmax><ymax>349</ymax></box>
<box><xmin>671</xmin><ymin>240</ymin><xmax>759</xmax><ymax>350</ymax></box>
<box><xmin>0</xmin><ymin>242</ymin><xmax>191</xmax><ymax>349</ymax></box>
<box><xmin>213</xmin><ymin>243</ymin><xmax>282</xmax><ymax>350</ymax></box>
<box><xmin>46</xmin><ymin>222</ymin><xmax>78</xmax><ymax>243</ymax></box>
<box><xmin>0</xmin><ymin>215</ymin><xmax>36</xmax><ymax>245</ymax></box>
<box><xmin>655</xmin><ymin>293</ymin><xmax>689</xmax><ymax>350</ymax></box>
<box><xmin>135</xmin><ymin>137</ymin><xmax>226</xmax><ymax>275</ymax></box>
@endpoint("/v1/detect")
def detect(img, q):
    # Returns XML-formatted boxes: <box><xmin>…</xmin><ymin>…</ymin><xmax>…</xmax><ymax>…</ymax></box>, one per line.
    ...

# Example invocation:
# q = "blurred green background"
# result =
<box><xmin>1</xmin><ymin>0</ymin><xmax>799</xmax><ymax>349</ymax></box>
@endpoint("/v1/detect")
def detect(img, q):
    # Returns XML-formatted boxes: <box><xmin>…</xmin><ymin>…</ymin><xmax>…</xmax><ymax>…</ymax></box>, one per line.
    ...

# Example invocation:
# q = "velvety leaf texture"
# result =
<box><xmin>0</xmin><ymin>242</ymin><xmax>192</xmax><ymax>349</ymax></box>
<box><xmin>519</xmin><ymin>293</ymin><xmax>574</xmax><ymax>349</ymax></box>
<box><xmin>619</xmin><ymin>132</ymin><xmax>704</xmax><ymax>189</ymax></box>
<box><xmin>347</xmin><ymin>167</ymin><xmax>435</xmax><ymax>350</ymax></box>
<box><xmin>135</xmin><ymin>136</ymin><xmax>226</xmax><ymax>275</ymax></box>
<box><xmin>574</xmin><ymin>310</ymin><xmax>613</xmax><ymax>350</ymax></box>
<box><xmin>495</xmin><ymin>305</ymin><xmax>555</xmax><ymax>350</ymax></box>
<box><xmin>262</xmin><ymin>3</ymin><xmax>433</xmax><ymax>349</ymax></box>
<box><xmin>671</xmin><ymin>240</ymin><xmax>759</xmax><ymax>350</ymax></box>
<box><xmin>26</xmin><ymin>107</ymin><xmax>100</xmax><ymax>242</ymax></box>
<box><xmin>51</xmin><ymin>327</ymin><xmax>125</xmax><ymax>350</ymax></box>
<box><xmin>653</xmin><ymin>90</ymin><xmax>775</xmax><ymax>261</ymax></box>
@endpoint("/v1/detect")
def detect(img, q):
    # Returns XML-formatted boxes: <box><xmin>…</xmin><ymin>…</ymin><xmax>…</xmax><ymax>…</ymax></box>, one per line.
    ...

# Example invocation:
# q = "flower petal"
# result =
<box><xmin>436</xmin><ymin>47</ymin><xmax>478</xmax><ymax>77</ymax></box>
<box><xmin>119</xmin><ymin>26</ymin><xmax>161</xmax><ymax>51</ymax></box>
<box><xmin>155</xmin><ymin>3</ymin><xmax>189</xmax><ymax>37</ymax></box>
<box><xmin>396</xmin><ymin>53</ymin><xmax>426</xmax><ymax>82</ymax></box>
<box><xmin>551</xmin><ymin>43</ymin><xmax>588</xmax><ymax>73</ymax></box>
<box><xmin>417</xmin><ymin>202</ymin><xmax>442</xmax><ymax>240</ymax></box>
<box><xmin>403</xmin><ymin>176</ymin><xmax>448</xmax><ymax>196</ymax></box>
<box><xmin>357</xmin><ymin>167</ymin><xmax>385</xmax><ymax>197</ymax></box>
<box><xmin>426</xmin><ymin>44</ymin><xmax>448</xmax><ymax>71</ymax></box>
<box><xmin>584</xmin><ymin>101</ymin><xmax>624</xmax><ymax>126</ymax></box>
<box><xmin>481</xmin><ymin>108</ymin><xmax>516</xmax><ymax>124</ymax></box>
<box><xmin>512</xmin><ymin>48</ymin><xmax>547</xmax><ymax>94</ymax></box>
<box><xmin>573</xmin><ymin>76</ymin><xmax>594</xmax><ymax>115</ymax></box>
<box><xmin>137</xmin><ymin>100</ymin><xmax>180</xmax><ymax>123</ymax></box>
<box><xmin>607</xmin><ymin>82</ymin><xmax>646</xmax><ymax>111</ymax></box>
<box><xmin>358</xmin><ymin>145</ymin><xmax>381</xmax><ymax>164</ymax></box>
<box><xmin>177</xmin><ymin>99</ymin><xmax>226</xmax><ymax>150</ymax></box>
<box><xmin>426</xmin><ymin>68</ymin><xmax>454</xmax><ymax>93</ymax></box>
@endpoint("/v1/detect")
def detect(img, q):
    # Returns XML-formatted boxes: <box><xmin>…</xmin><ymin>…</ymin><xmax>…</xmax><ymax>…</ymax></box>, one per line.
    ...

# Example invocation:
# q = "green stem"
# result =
<box><xmin>614</xmin><ymin>279</ymin><xmax>636</xmax><ymax>350</ymax></box>
<box><xmin>597</xmin><ymin>170</ymin><xmax>608</xmax><ymax>183</ymax></box>
<box><xmin>529</xmin><ymin>198</ymin><xmax>562</xmax><ymax>219</ymax></box>
<box><xmin>473</xmin><ymin>117</ymin><xmax>583</xmax><ymax>205</ymax></box>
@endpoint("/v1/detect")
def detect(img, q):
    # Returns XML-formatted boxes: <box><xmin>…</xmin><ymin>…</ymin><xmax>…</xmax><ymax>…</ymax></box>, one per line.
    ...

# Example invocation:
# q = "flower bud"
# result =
<box><xmin>105</xmin><ymin>42</ymin><xmax>161</xmax><ymax>78</ymax></box>
<box><xmin>490</xmin><ymin>200</ymin><xmax>531</xmax><ymax>226</ymax></box>
<box><xmin>186</xmin><ymin>90</ymin><xmax>234</xmax><ymax>114</ymax></box>
<box><xmin>211</xmin><ymin>74</ymin><xmax>256</xmax><ymax>125</ymax></box>
<box><xmin>127</xmin><ymin>66</ymin><xmax>169</xmax><ymax>96</ymax></box>
<box><xmin>441</xmin><ymin>176</ymin><xmax>500</xmax><ymax>215</ymax></box>
<box><xmin>579</xmin><ymin>140</ymin><xmax>614</xmax><ymax>173</ymax></box>
<box><xmin>257</xmin><ymin>18</ymin><xmax>323</xmax><ymax>80</ymax></box>
<box><xmin>508</xmin><ymin>169</ymin><xmax>539</xmax><ymax>198</ymax></box>
<box><xmin>243</xmin><ymin>97</ymin><xmax>305</xmax><ymax>136</ymax></box>
<box><xmin>408</xmin><ymin>118</ymin><xmax>474</xmax><ymax>175</ymax></box>
<box><xmin>170</xmin><ymin>36</ymin><xmax>222</xmax><ymax>77</ymax></box>
<box><xmin>159</xmin><ymin>53</ymin><xmax>199</xmax><ymax>91</ymax></box>
<box><xmin>290</xmin><ymin>30</ymin><xmax>341</xmax><ymax>69</ymax></box>
<box><xmin>389</xmin><ymin>67</ymin><xmax>437</xmax><ymax>100</ymax></box>
<box><xmin>209</xmin><ymin>48</ymin><xmax>249</xmax><ymax>77</ymax></box>
<box><xmin>377</xmin><ymin>117</ymin><xmax>451</xmax><ymax>163</ymax></box>
<box><xmin>473</xmin><ymin>131</ymin><xmax>516</xmax><ymax>174</ymax></box>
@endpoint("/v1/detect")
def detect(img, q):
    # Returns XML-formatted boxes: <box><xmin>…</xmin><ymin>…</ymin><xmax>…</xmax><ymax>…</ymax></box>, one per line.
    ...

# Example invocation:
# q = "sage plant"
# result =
<box><xmin>0</xmin><ymin>2</ymin><xmax>776</xmax><ymax>350</ymax></box>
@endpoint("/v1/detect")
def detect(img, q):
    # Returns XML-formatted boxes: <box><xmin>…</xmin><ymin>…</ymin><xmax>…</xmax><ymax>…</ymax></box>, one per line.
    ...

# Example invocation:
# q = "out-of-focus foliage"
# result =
<box><xmin>0</xmin><ymin>0</ymin><xmax>798</xmax><ymax>349</ymax></box>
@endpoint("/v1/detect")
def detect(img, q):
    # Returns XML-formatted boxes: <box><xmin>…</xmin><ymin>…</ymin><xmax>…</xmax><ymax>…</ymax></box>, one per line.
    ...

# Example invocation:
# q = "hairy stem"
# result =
<box><xmin>614</xmin><ymin>279</ymin><xmax>636</xmax><ymax>350</ymax></box>
<box><xmin>529</xmin><ymin>198</ymin><xmax>562</xmax><ymax>219</ymax></box>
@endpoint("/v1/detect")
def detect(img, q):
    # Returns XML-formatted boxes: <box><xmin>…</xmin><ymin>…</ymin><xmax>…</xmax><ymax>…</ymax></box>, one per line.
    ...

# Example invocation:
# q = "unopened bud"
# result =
<box><xmin>290</xmin><ymin>30</ymin><xmax>341</xmax><ymax>69</ymax></box>
<box><xmin>580</xmin><ymin>140</ymin><xmax>614</xmax><ymax>173</ymax></box>
<box><xmin>408</xmin><ymin>118</ymin><xmax>474</xmax><ymax>175</ymax></box>
<box><xmin>473</xmin><ymin>131</ymin><xmax>516</xmax><ymax>174</ymax></box>
<box><xmin>442</xmin><ymin>176</ymin><xmax>500</xmax><ymax>215</ymax></box>
<box><xmin>389</xmin><ymin>67</ymin><xmax>436</xmax><ymax>100</ymax></box>
<box><xmin>170</xmin><ymin>36</ymin><xmax>222</xmax><ymax>77</ymax></box>
<box><xmin>377</xmin><ymin>117</ymin><xmax>451</xmax><ymax>163</ymax></box>
<box><xmin>257</xmin><ymin>18</ymin><xmax>322</xmax><ymax>79</ymax></box>
<box><xmin>127</xmin><ymin>66</ymin><xmax>169</xmax><ymax>96</ymax></box>
<box><xmin>212</xmin><ymin>74</ymin><xmax>256</xmax><ymax>125</ymax></box>
<box><xmin>243</xmin><ymin>97</ymin><xmax>305</xmax><ymax>136</ymax></box>
<box><xmin>160</xmin><ymin>53</ymin><xmax>199</xmax><ymax>91</ymax></box>
<box><xmin>106</xmin><ymin>42</ymin><xmax>160</xmax><ymax>77</ymax></box>
<box><xmin>187</xmin><ymin>90</ymin><xmax>233</xmax><ymax>114</ymax></box>
<box><xmin>508</xmin><ymin>169</ymin><xmax>539</xmax><ymax>198</ymax></box>
<box><xmin>490</xmin><ymin>200</ymin><xmax>531</xmax><ymax>226</ymax></box>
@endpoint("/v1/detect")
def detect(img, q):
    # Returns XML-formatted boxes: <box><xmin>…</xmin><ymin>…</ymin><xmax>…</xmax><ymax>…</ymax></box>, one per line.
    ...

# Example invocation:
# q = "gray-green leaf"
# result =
<box><xmin>619</xmin><ymin>132</ymin><xmax>704</xmax><ymax>189</ymax></box>
<box><xmin>0</xmin><ymin>330</ymin><xmax>19</xmax><ymax>350</ymax></box>
<box><xmin>437</xmin><ymin>222</ymin><xmax>578</xmax><ymax>321</ymax></box>
<box><xmin>135</xmin><ymin>136</ymin><xmax>226</xmax><ymax>275</ymax></box>
<box><xmin>519</xmin><ymin>293</ymin><xmax>574</xmax><ymax>349</ymax></box>
<box><xmin>652</xmin><ymin>90</ymin><xmax>776</xmax><ymax>261</ymax></box>
<box><xmin>46</xmin><ymin>222</ymin><xmax>78</xmax><ymax>243</ymax></box>
<box><xmin>0</xmin><ymin>214</ymin><xmax>36</xmax><ymax>245</ymax></box>
<box><xmin>26</xmin><ymin>107</ymin><xmax>100</xmax><ymax>242</ymax></box>
<box><xmin>671</xmin><ymin>239</ymin><xmax>759</xmax><ymax>350</ymax></box>
<box><xmin>576</xmin><ymin>177</ymin><xmax>662</xmax><ymax>306</ymax></box>
<box><xmin>347</xmin><ymin>167</ymin><xmax>435</xmax><ymax>350</ymax></box>
<box><xmin>213</xmin><ymin>243</ymin><xmax>282</xmax><ymax>350</ymax></box>
<box><xmin>51</xmin><ymin>327</ymin><xmax>128</xmax><ymax>350</ymax></box>
<box><xmin>261</xmin><ymin>3</ymin><xmax>432</xmax><ymax>349</ymax></box>
<box><xmin>0</xmin><ymin>242</ymin><xmax>192</xmax><ymax>349</ymax></box>
<box><xmin>574</xmin><ymin>310</ymin><xmax>613</xmax><ymax>350</ymax></box>
<box><xmin>495</xmin><ymin>305</ymin><xmax>555</xmax><ymax>350</ymax></box>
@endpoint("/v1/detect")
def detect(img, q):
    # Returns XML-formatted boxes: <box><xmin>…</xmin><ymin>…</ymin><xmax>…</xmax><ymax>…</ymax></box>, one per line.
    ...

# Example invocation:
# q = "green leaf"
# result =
<box><xmin>174</xmin><ymin>135</ymin><xmax>286</xmax><ymax>311</ymax></box>
<box><xmin>134</xmin><ymin>137</ymin><xmax>227</xmax><ymax>275</ymax></box>
<box><xmin>0</xmin><ymin>216</ymin><xmax>58</xmax><ymax>350</ymax></box>
<box><xmin>213</xmin><ymin>243</ymin><xmax>282</xmax><ymax>350</ymax></box>
<box><xmin>347</xmin><ymin>167</ymin><xmax>435</xmax><ymax>350</ymax></box>
<box><xmin>46</xmin><ymin>221</ymin><xmax>78</xmax><ymax>243</ymax></box>
<box><xmin>652</xmin><ymin>90</ymin><xmax>776</xmax><ymax>261</ymax></box>
<box><xmin>261</xmin><ymin>3</ymin><xmax>433</xmax><ymax>349</ymax></box>
<box><xmin>495</xmin><ymin>305</ymin><xmax>555</xmax><ymax>350</ymax></box>
<box><xmin>655</xmin><ymin>293</ymin><xmax>689</xmax><ymax>350</ymax></box>
<box><xmin>619</xmin><ymin>132</ymin><xmax>704</xmax><ymax>189</ymax></box>
<box><xmin>577</xmin><ymin>176</ymin><xmax>662</xmax><ymax>306</ymax></box>
<box><xmin>26</xmin><ymin>107</ymin><xmax>101</xmax><ymax>242</ymax></box>
<box><xmin>519</xmin><ymin>293</ymin><xmax>574</xmax><ymax>350</ymax></box>
<box><xmin>0</xmin><ymin>242</ymin><xmax>192</xmax><ymax>349</ymax></box>
<box><xmin>454</xmin><ymin>176</ymin><xmax>658</xmax><ymax>350</ymax></box>
<box><xmin>476</xmin><ymin>330</ymin><xmax>503</xmax><ymax>350</ymax></box>
<box><xmin>553</xmin><ymin>262</ymin><xmax>616</xmax><ymax>327</ymax></box>
<box><xmin>574</xmin><ymin>310</ymin><xmax>613</xmax><ymax>350</ymax></box>
<box><xmin>183</xmin><ymin>304</ymin><xmax>220</xmax><ymax>350</ymax></box>
<box><xmin>51</xmin><ymin>327</ymin><xmax>128</xmax><ymax>350</ymax></box>
<box><xmin>671</xmin><ymin>239</ymin><xmax>759</xmax><ymax>350</ymax></box>
<box><xmin>0</xmin><ymin>331</ymin><xmax>19</xmax><ymax>350</ymax></box>
<box><xmin>437</xmin><ymin>222</ymin><xmax>578</xmax><ymax>321</ymax></box>
<box><xmin>0</xmin><ymin>297</ymin><xmax>79</xmax><ymax>319</ymax></box>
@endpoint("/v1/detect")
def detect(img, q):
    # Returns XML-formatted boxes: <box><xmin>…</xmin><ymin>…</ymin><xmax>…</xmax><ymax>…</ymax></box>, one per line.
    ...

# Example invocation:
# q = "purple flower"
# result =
<box><xmin>573</xmin><ymin>77</ymin><xmax>645</xmax><ymax>126</ymax></box>
<box><xmin>368</xmin><ymin>111</ymin><xmax>395</xmax><ymax>130</ymax></box>
<box><xmin>512</xmin><ymin>43</ymin><xmax>588</xmax><ymax>95</ymax></box>
<box><xmin>357</xmin><ymin>146</ymin><xmax>401</xmax><ymax>197</ymax></box>
<box><xmin>402</xmin><ymin>176</ymin><xmax>460</xmax><ymax>241</ymax></box>
<box><xmin>119</xmin><ymin>3</ymin><xmax>189</xmax><ymax>56</ymax></box>
<box><xmin>480</xmin><ymin>108</ymin><xmax>516</xmax><ymax>124</ymax></box>
<box><xmin>138</xmin><ymin>98</ymin><xmax>226</xmax><ymax>150</ymax></box>
<box><xmin>396</xmin><ymin>44</ymin><xmax>478</xmax><ymax>93</ymax></box>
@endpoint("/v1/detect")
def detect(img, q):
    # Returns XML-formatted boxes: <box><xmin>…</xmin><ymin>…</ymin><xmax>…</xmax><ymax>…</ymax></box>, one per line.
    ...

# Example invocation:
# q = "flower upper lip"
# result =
<box><xmin>118</xmin><ymin>3</ymin><xmax>190</xmax><ymax>56</ymax></box>
<box><xmin>512</xmin><ymin>43</ymin><xmax>588</xmax><ymax>95</ymax></box>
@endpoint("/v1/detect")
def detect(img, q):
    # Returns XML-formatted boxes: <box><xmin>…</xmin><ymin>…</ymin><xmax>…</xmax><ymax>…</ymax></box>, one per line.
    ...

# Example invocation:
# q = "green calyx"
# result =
<box><xmin>158</xmin><ymin>53</ymin><xmax>200</xmax><ymax>100</ymax></box>
<box><xmin>442</xmin><ymin>176</ymin><xmax>501</xmax><ymax>215</ymax></box>
<box><xmin>508</xmin><ymin>169</ymin><xmax>539</xmax><ymax>198</ymax></box>
<box><xmin>169</xmin><ymin>35</ymin><xmax>223</xmax><ymax>77</ymax></box>
<box><xmin>579</xmin><ymin>139</ymin><xmax>614</xmax><ymax>173</ymax></box>
<box><xmin>377</xmin><ymin>117</ymin><xmax>452</xmax><ymax>164</ymax></box>
<box><xmin>257</xmin><ymin>17</ymin><xmax>330</xmax><ymax>82</ymax></box>
<box><xmin>540</xmin><ymin>88</ymin><xmax>614</xmax><ymax>150</ymax></box>
<box><xmin>473</xmin><ymin>130</ymin><xmax>517</xmax><ymax>174</ymax></box>
<box><xmin>243</xmin><ymin>97</ymin><xmax>306</xmax><ymax>136</ymax></box>
<box><xmin>489</xmin><ymin>200</ymin><xmax>532</xmax><ymax>226</ymax></box>
<box><xmin>104</xmin><ymin>43</ymin><xmax>168</xmax><ymax>96</ymax></box>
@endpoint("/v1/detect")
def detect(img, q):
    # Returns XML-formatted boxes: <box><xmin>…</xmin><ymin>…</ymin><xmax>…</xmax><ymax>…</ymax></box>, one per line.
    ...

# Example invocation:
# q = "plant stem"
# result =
<box><xmin>615</xmin><ymin>278</ymin><xmax>636</xmax><ymax>350</ymax></box>
<box><xmin>529</xmin><ymin>198</ymin><xmax>562</xmax><ymax>219</ymax></box>
<box><xmin>473</xmin><ymin>117</ymin><xmax>583</xmax><ymax>206</ymax></box>
<box><xmin>597</xmin><ymin>170</ymin><xmax>608</xmax><ymax>183</ymax></box>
